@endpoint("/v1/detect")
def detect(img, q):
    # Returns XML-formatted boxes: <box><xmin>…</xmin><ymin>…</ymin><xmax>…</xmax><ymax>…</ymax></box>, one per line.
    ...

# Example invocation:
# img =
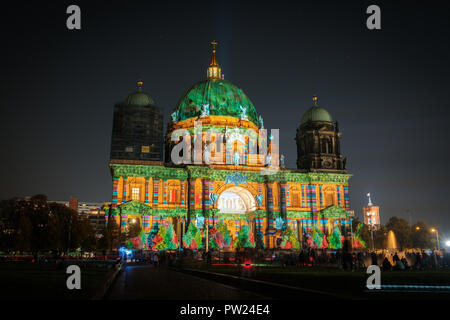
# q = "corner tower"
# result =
<box><xmin>296</xmin><ymin>96</ymin><xmax>346</xmax><ymax>173</ymax></box>
<box><xmin>110</xmin><ymin>81</ymin><xmax>164</xmax><ymax>162</ymax></box>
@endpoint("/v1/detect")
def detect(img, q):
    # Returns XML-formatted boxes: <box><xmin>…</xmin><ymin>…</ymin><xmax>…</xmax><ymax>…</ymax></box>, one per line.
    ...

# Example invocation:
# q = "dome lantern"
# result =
<box><xmin>137</xmin><ymin>79</ymin><xmax>143</xmax><ymax>92</ymax></box>
<box><xmin>207</xmin><ymin>40</ymin><xmax>222</xmax><ymax>80</ymax></box>
<box><xmin>312</xmin><ymin>95</ymin><xmax>318</xmax><ymax>106</ymax></box>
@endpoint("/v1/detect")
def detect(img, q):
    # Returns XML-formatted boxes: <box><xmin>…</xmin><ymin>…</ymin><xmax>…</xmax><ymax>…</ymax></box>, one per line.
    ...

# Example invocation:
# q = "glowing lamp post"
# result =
<box><xmin>430</xmin><ymin>228</ymin><xmax>440</xmax><ymax>250</ymax></box>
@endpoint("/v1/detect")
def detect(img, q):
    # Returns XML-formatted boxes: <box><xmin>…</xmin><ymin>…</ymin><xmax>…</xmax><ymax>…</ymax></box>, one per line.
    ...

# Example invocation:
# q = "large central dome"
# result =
<box><xmin>171</xmin><ymin>41</ymin><xmax>260</xmax><ymax>127</ymax></box>
<box><xmin>174</xmin><ymin>78</ymin><xmax>259</xmax><ymax>126</ymax></box>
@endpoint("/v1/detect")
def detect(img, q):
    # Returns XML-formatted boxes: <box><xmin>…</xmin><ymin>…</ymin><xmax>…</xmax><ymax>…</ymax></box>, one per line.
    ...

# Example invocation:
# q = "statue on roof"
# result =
<box><xmin>258</xmin><ymin>115</ymin><xmax>264</xmax><ymax>129</ymax></box>
<box><xmin>200</xmin><ymin>104</ymin><xmax>210</xmax><ymax>117</ymax></box>
<box><xmin>171</xmin><ymin>110</ymin><xmax>179</xmax><ymax>122</ymax></box>
<box><xmin>240</xmin><ymin>105</ymin><xmax>248</xmax><ymax>120</ymax></box>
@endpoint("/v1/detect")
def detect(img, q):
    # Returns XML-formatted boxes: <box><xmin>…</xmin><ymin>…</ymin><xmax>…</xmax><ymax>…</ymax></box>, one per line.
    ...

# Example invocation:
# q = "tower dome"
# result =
<box><xmin>300</xmin><ymin>96</ymin><xmax>333</xmax><ymax>124</ymax></box>
<box><xmin>125</xmin><ymin>80</ymin><xmax>156</xmax><ymax>106</ymax></box>
<box><xmin>170</xmin><ymin>41</ymin><xmax>260</xmax><ymax>127</ymax></box>
<box><xmin>110</xmin><ymin>80</ymin><xmax>164</xmax><ymax>162</ymax></box>
<box><xmin>296</xmin><ymin>96</ymin><xmax>346</xmax><ymax>172</ymax></box>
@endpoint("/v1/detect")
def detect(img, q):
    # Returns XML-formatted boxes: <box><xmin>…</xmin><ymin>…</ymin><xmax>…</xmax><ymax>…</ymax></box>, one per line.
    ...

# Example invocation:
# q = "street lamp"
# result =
<box><xmin>445</xmin><ymin>240</ymin><xmax>450</xmax><ymax>248</ymax></box>
<box><xmin>415</xmin><ymin>226</ymin><xmax>420</xmax><ymax>231</ymax></box>
<box><xmin>431</xmin><ymin>228</ymin><xmax>440</xmax><ymax>250</ymax></box>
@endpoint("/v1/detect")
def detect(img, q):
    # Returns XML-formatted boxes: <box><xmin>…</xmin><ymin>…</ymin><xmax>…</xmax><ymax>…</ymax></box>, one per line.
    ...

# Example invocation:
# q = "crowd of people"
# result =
<box><xmin>376</xmin><ymin>249</ymin><xmax>449</xmax><ymax>271</ymax></box>
<box><xmin>122</xmin><ymin>246</ymin><xmax>450</xmax><ymax>272</ymax></box>
<box><xmin>264</xmin><ymin>248</ymin><xmax>450</xmax><ymax>271</ymax></box>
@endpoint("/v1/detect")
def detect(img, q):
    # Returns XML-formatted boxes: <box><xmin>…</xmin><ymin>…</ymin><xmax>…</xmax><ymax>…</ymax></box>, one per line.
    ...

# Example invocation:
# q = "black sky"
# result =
<box><xmin>1</xmin><ymin>1</ymin><xmax>449</xmax><ymax>234</ymax></box>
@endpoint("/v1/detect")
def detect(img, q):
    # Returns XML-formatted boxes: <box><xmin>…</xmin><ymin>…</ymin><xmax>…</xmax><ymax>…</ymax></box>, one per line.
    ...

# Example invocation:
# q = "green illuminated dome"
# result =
<box><xmin>171</xmin><ymin>41</ymin><xmax>259</xmax><ymax>126</ymax></box>
<box><xmin>174</xmin><ymin>78</ymin><xmax>259</xmax><ymax>125</ymax></box>
<box><xmin>301</xmin><ymin>96</ymin><xmax>333</xmax><ymax>124</ymax></box>
<box><xmin>125</xmin><ymin>81</ymin><xmax>155</xmax><ymax>106</ymax></box>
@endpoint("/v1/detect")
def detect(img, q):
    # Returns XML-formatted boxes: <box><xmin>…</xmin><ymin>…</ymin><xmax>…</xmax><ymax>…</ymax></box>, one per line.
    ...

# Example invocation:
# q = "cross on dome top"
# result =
<box><xmin>207</xmin><ymin>40</ymin><xmax>222</xmax><ymax>79</ymax></box>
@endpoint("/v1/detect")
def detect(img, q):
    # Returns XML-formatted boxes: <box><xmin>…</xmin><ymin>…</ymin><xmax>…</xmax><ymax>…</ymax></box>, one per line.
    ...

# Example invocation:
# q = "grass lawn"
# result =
<box><xmin>182</xmin><ymin>263</ymin><xmax>450</xmax><ymax>298</ymax></box>
<box><xmin>0</xmin><ymin>261</ymin><xmax>114</xmax><ymax>300</ymax></box>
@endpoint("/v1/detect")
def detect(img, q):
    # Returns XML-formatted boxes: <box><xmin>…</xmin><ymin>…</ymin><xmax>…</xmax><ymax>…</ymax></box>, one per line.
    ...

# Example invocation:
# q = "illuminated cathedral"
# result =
<box><xmin>105</xmin><ymin>42</ymin><xmax>354</xmax><ymax>251</ymax></box>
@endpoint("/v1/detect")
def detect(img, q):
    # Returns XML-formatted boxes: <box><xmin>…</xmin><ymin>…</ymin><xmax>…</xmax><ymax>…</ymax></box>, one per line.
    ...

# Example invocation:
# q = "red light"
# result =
<box><xmin>243</xmin><ymin>260</ymin><xmax>253</xmax><ymax>269</ymax></box>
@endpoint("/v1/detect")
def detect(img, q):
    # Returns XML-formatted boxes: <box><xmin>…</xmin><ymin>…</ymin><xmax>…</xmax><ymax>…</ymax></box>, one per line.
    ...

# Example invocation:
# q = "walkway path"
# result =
<box><xmin>105</xmin><ymin>264</ymin><xmax>266</xmax><ymax>300</ymax></box>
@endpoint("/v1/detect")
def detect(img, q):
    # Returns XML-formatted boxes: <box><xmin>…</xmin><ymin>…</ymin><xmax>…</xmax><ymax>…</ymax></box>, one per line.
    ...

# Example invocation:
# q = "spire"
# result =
<box><xmin>210</xmin><ymin>40</ymin><xmax>218</xmax><ymax>66</ymax></box>
<box><xmin>207</xmin><ymin>40</ymin><xmax>221</xmax><ymax>80</ymax></box>
<box><xmin>137</xmin><ymin>79</ymin><xmax>143</xmax><ymax>92</ymax></box>
<box><xmin>312</xmin><ymin>95</ymin><xmax>318</xmax><ymax>106</ymax></box>
<box><xmin>367</xmin><ymin>193</ymin><xmax>373</xmax><ymax>206</ymax></box>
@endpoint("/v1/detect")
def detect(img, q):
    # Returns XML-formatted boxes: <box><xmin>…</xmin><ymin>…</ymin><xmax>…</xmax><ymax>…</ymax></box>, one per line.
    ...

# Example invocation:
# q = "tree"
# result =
<box><xmin>144</xmin><ymin>222</ymin><xmax>179</xmax><ymax>251</ymax></box>
<box><xmin>208</xmin><ymin>226</ymin><xmax>220</xmax><ymax>250</ymax></box>
<box><xmin>328</xmin><ymin>226</ymin><xmax>343</xmax><ymax>249</ymax></box>
<box><xmin>14</xmin><ymin>214</ymin><xmax>33</xmax><ymax>252</ymax></box>
<box><xmin>183</xmin><ymin>221</ymin><xmax>203</xmax><ymax>250</ymax></box>
<box><xmin>353</xmin><ymin>223</ymin><xmax>367</xmax><ymax>249</ymax></box>
<box><xmin>163</xmin><ymin>222</ymin><xmax>179</xmax><ymax>250</ymax></box>
<box><xmin>0</xmin><ymin>199</ymin><xmax>16</xmax><ymax>252</ymax></box>
<box><xmin>77</xmin><ymin>218</ymin><xmax>97</xmax><ymax>251</ymax></box>
<box><xmin>154</xmin><ymin>225</ymin><xmax>167</xmax><ymax>251</ymax></box>
<box><xmin>411</xmin><ymin>221</ymin><xmax>433</xmax><ymax>249</ymax></box>
<box><xmin>216</xmin><ymin>222</ymin><xmax>233</xmax><ymax>250</ymax></box>
<box><xmin>352</xmin><ymin>219</ymin><xmax>371</xmax><ymax>247</ymax></box>
<box><xmin>386</xmin><ymin>216</ymin><xmax>412</xmax><ymax>249</ymax></box>
<box><xmin>280</xmin><ymin>226</ymin><xmax>299</xmax><ymax>249</ymax></box>
<box><xmin>0</xmin><ymin>196</ymin><xmax>97</xmax><ymax>254</ymax></box>
<box><xmin>147</xmin><ymin>223</ymin><xmax>160</xmax><ymax>250</ymax></box>
<box><xmin>234</xmin><ymin>225</ymin><xmax>255</xmax><ymax>249</ymax></box>
<box><xmin>47</xmin><ymin>207</ymin><xmax>64</xmax><ymax>253</ymax></box>
<box><xmin>310</xmin><ymin>225</ymin><xmax>323</xmax><ymax>248</ymax></box>
<box><xmin>140</xmin><ymin>230</ymin><xmax>148</xmax><ymax>250</ymax></box>
<box><xmin>373</xmin><ymin>226</ymin><xmax>387</xmax><ymax>249</ymax></box>
<box><xmin>99</xmin><ymin>219</ymin><xmax>120</xmax><ymax>251</ymax></box>
<box><xmin>31</xmin><ymin>194</ymin><xmax>48</xmax><ymax>203</ymax></box>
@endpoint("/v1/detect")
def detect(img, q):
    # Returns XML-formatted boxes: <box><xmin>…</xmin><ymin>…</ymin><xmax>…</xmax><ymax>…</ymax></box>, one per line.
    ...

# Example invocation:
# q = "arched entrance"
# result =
<box><xmin>217</xmin><ymin>186</ymin><xmax>257</xmax><ymax>214</ymax></box>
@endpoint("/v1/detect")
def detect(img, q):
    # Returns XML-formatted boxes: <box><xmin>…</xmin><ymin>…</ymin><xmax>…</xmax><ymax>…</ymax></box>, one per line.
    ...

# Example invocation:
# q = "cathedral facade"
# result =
<box><xmin>105</xmin><ymin>43</ymin><xmax>354</xmax><ymax>251</ymax></box>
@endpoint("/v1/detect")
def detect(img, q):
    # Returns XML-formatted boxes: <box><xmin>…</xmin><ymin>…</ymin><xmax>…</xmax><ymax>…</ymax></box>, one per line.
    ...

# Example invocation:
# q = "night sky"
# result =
<box><xmin>1</xmin><ymin>1</ymin><xmax>449</xmax><ymax>234</ymax></box>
